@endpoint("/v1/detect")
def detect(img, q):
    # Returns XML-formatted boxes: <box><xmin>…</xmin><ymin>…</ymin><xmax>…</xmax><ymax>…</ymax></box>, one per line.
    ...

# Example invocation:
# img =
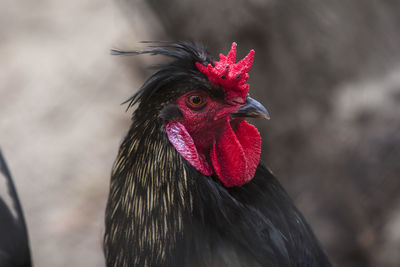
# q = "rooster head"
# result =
<box><xmin>120</xmin><ymin>42</ymin><xmax>269</xmax><ymax>187</ymax></box>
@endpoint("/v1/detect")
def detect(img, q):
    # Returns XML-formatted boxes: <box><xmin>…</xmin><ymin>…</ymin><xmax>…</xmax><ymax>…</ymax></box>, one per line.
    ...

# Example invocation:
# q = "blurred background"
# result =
<box><xmin>1</xmin><ymin>0</ymin><xmax>400</xmax><ymax>266</ymax></box>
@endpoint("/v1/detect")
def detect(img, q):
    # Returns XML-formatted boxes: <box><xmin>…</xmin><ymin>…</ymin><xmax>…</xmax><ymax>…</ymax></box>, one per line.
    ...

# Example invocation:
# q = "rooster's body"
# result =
<box><xmin>104</xmin><ymin>43</ymin><xmax>331</xmax><ymax>267</ymax></box>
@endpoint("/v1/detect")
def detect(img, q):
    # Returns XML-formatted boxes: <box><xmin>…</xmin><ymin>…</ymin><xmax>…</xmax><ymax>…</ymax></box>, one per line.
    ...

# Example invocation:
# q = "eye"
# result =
<box><xmin>187</xmin><ymin>95</ymin><xmax>205</xmax><ymax>108</ymax></box>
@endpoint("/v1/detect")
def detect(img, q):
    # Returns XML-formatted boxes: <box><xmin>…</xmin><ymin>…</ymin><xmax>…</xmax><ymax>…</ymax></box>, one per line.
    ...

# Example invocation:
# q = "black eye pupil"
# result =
<box><xmin>192</xmin><ymin>96</ymin><xmax>201</xmax><ymax>104</ymax></box>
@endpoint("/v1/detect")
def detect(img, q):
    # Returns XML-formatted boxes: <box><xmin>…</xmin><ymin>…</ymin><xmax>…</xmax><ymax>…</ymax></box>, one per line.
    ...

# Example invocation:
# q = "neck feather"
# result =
<box><xmin>104</xmin><ymin>112</ymin><xmax>193</xmax><ymax>267</ymax></box>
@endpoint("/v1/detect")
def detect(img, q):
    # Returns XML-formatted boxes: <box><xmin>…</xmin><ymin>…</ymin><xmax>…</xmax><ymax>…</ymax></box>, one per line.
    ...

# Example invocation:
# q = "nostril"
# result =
<box><xmin>230</xmin><ymin>97</ymin><xmax>245</xmax><ymax>105</ymax></box>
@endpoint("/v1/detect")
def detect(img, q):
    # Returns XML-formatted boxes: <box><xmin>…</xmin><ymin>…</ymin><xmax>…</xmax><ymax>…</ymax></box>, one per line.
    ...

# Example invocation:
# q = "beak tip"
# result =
<box><xmin>264</xmin><ymin>111</ymin><xmax>270</xmax><ymax>120</ymax></box>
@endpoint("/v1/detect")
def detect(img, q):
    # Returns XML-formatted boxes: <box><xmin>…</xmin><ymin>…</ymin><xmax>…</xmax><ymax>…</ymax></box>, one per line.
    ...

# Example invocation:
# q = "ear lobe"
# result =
<box><xmin>165</xmin><ymin>121</ymin><xmax>213</xmax><ymax>176</ymax></box>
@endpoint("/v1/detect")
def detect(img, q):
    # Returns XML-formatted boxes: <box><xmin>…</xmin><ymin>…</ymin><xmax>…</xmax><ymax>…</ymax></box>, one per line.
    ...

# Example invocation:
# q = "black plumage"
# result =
<box><xmin>0</xmin><ymin>150</ymin><xmax>31</xmax><ymax>267</ymax></box>
<box><xmin>104</xmin><ymin>42</ymin><xmax>332</xmax><ymax>267</ymax></box>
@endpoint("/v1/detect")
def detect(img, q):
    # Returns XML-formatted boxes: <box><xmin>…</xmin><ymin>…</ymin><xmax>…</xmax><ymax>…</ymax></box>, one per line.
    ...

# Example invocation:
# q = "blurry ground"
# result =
<box><xmin>1</xmin><ymin>0</ymin><xmax>400</xmax><ymax>266</ymax></box>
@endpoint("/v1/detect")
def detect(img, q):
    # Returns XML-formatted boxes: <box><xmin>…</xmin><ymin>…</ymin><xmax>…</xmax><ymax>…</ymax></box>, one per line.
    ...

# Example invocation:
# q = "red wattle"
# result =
<box><xmin>210</xmin><ymin>118</ymin><xmax>261</xmax><ymax>187</ymax></box>
<box><xmin>165</xmin><ymin>121</ymin><xmax>213</xmax><ymax>176</ymax></box>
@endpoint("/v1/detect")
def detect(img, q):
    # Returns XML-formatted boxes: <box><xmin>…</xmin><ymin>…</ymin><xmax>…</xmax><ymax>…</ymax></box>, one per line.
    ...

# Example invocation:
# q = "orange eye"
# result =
<box><xmin>187</xmin><ymin>95</ymin><xmax>204</xmax><ymax>107</ymax></box>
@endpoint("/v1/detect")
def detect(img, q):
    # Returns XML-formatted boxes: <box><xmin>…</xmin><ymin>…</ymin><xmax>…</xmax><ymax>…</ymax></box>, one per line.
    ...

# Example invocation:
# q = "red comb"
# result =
<box><xmin>196</xmin><ymin>42</ymin><xmax>255</xmax><ymax>103</ymax></box>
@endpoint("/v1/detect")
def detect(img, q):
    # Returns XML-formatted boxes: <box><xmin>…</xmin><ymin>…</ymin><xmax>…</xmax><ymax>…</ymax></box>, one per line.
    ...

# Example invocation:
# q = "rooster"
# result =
<box><xmin>104</xmin><ymin>42</ymin><xmax>332</xmax><ymax>267</ymax></box>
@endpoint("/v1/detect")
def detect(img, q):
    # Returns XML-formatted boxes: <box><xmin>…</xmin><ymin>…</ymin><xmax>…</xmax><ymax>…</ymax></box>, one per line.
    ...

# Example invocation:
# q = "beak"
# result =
<box><xmin>231</xmin><ymin>97</ymin><xmax>270</xmax><ymax>120</ymax></box>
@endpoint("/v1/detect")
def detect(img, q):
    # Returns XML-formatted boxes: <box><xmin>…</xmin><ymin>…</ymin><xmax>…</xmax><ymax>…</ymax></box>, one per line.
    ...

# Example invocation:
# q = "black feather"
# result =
<box><xmin>159</xmin><ymin>104</ymin><xmax>183</xmax><ymax>121</ymax></box>
<box><xmin>113</xmin><ymin>42</ymin><xmax>214</xmax><ymax>109</ymax></box>
<box><xmin>0</xmin><ymin>150</ymin><xmax>31</xmax><ymax>267</ymax></box>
